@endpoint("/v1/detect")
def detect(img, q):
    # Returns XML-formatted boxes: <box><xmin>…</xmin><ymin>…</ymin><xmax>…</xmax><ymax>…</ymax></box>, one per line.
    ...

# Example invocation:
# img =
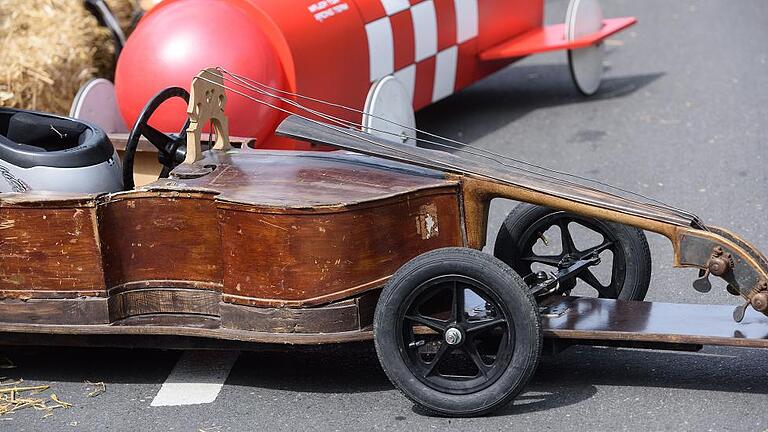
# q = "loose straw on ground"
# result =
<box><xmin>0</xmin><ymin>382</ymin><xmax>72</xmax><ymax>417</ymax></box>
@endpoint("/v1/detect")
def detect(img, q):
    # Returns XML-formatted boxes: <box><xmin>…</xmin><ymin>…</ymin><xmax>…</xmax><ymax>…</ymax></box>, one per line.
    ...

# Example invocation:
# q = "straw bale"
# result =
<box><xmin>0</xmin><ymin>0</ymin><xmax>138</xmax><ymax>114</ymax></box>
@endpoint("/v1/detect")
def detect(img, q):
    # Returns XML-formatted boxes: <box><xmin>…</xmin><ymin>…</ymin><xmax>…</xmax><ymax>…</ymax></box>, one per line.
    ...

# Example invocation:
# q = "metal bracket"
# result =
<box><xmin>540</xmin><ymin>303</ymin><xmax>571</xmax><ymax>318</ymax></box>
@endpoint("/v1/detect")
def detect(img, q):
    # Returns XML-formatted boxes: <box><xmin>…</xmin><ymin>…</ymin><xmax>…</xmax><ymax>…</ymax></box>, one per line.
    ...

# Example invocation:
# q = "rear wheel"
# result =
<box><xmin>374</xmin><ymin>247</ymin><xmax>542</xmax><ymax>417</ymax></box>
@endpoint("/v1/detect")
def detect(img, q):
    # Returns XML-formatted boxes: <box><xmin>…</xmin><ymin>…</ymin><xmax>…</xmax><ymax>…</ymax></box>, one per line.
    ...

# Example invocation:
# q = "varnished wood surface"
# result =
<box><xmin>98</xmin><ymin>192</ymin><xmax>223</xmax><ymax>287</ymax></box>
<box><xmin>156</xmin><ymin>150</ymin><xmax>456</xmax><ymax>208</ymax></box>
<box><xmin>0</xmin><ymin>206</ymin><xmax>105</xmax><ymax>292</ymax></box>
<box><xmin>0</xmin><ymin>150</ymin><xmax>460</xmax><ymax>310</ymax></box>
<box><xmin>274</xmin><ymin>116</ymin><xmax>768</xmax><ymax>312</ymax></box>
<box><xmin>542</xmin><ymin>297</ymin><xmax>768</xmax><ymax>348</ymax></box>
<box><xmin>276</xmin><ymin>115</ymin><xmax>695</xmax><ymax>227</ymax></box>
<box><xmin>218</xmin><ymin>189</ymin><xmax>463</xmax><ymax>306</ymax></box>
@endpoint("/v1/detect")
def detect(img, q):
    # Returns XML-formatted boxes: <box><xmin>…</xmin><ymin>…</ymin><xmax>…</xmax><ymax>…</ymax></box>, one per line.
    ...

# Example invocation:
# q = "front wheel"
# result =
<box><xmin>374</xmin><ymin>247</ymin><xmax>542</xmax><ymax>417</ymax></box>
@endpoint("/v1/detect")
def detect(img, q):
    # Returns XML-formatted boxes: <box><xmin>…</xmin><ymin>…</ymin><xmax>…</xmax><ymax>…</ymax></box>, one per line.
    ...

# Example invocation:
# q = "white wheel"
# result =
<box><xmin>362</xmin><ymin>76</ymin><xmax>416</xmax><ymax>146</ymax></box>
<box><xmin>565</xmin><ymin>0</ymin><xmax>605</xmax><ymax>96</ymax></box>
<box><xmin>70</xmin><ymin>78</ymin><xmax>129</xmax><ymax>133</ymax></box>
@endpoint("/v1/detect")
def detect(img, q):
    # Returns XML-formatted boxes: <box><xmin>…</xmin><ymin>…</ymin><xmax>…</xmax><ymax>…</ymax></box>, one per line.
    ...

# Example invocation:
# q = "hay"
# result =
<box><xmin>105</xmin><ymin>0</ymin><xmax>142</xmax><ymax>35</ymax></box>
<box><xmin>0</xmin><ymin>0</ymin><xmax>138</xmax><ymax>115</ymax></box>
<box><xmin>0</xmin><ymin>380</ymin><xmax>72</xmax><ymax>417</ymax></box>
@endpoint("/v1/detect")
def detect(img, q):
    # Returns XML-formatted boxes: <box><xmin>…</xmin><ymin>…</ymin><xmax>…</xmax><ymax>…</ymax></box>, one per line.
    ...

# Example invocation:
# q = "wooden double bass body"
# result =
<box><xmin>2</xmin><ymin>68</ymin><xmax>768</xmax><ymax>350</ymax></box>
<box><xmin>0</xmin><ymin>150</ymin><xmax>467</xmax><ymax>343</ymax></box>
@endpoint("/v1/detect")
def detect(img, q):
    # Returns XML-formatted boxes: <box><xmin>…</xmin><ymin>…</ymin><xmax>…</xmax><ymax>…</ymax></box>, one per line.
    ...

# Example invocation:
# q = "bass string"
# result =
<box><xmin>213</xmin><ymin>71</ymin><xmax>705</xmax><ymax>228</ymax></box>
<box><xmin>195</xmin><ymin>73</ymin><xmax>703</xmax><ymax>229</ymax></box>
<box><xmin>199</xmin><ymin>74</ymin><xmax>636</xmax><ymax>208</ymax></box>
<box><xmin>217</xmin><ymin>73</ymin><xmax>676</xmax><ymax>217</ymax></box>
<box><xmin>217</xmin><ymin>67</ymin><xmax>705</xmax><ymax>227</ymax></box>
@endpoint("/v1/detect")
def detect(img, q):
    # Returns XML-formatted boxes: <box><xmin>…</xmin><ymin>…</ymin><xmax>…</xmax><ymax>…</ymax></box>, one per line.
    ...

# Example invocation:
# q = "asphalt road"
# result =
<box><xmin>2</xmin><ymin>0</ymin><xmax>768</xmax><ymax>430</ymax></box>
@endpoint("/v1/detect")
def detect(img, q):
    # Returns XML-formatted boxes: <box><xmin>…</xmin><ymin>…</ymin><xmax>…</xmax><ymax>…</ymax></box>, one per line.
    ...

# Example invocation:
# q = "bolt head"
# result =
<box><xmin>444</xmin><ymin>327</ymin><xmax>463</xmax><ymax>346</ymax></box>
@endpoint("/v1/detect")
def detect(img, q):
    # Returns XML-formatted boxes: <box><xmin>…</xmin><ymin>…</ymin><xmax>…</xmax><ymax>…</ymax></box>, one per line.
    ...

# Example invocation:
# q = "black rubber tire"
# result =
<box><xmin>373</xmin><ymin>247</ymin><xmax>542</xmax><ymax>417</ymax></box>
<box><xmin>494</xmin><ymin>203</ymin><xmax>652</xmax><ymax>301</ymax></box>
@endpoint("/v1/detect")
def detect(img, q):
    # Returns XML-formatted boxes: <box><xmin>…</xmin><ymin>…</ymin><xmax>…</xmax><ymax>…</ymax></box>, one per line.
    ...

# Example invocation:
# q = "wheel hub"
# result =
<box><xmin>444</xmin><ymin>327</ymin><xmax>463</xmax><ymax>346</ymax></box>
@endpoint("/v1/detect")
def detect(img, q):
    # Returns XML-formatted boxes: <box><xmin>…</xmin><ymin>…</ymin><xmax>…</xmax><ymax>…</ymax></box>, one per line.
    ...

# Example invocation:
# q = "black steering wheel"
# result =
<box><xmin>122</xmin><ymin>87</ymin><xmax>191</xmax><ymax>190</ymax></box>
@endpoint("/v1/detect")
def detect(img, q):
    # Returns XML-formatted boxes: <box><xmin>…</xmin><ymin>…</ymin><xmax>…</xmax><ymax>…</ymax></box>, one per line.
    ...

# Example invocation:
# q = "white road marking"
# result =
<box><xmin>150</xmin><ymin>350</ymin><xmax>240</xmax><ymax>407</ymax></box>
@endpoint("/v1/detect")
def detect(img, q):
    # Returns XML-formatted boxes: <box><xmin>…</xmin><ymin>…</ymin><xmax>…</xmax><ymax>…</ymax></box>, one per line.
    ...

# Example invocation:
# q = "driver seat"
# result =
<box><xmin>0</xmin><ymin>108</ymin><xmax>123</xmax><ymax>193</ymax></box>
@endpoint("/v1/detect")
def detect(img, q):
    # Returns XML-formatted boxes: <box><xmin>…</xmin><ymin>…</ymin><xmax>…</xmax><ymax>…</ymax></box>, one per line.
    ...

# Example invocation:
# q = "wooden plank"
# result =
<box><xmin>108</xmin><ymin>288</ymin><xmax>221</xmax><ymax>321</ymax></box>
<box><xmin>0</xmin><ymin>298</ymin><xmax>108</xmax><ymax>325</ymax></box>
<box><xmin>221</xmin><ymin>300</ymin><xmax>360</xmax><ymax>333</ymax></box>
<box><xmin>357</xmin><ymin>289</ymin><xmax>379</xmax><ymax>330</ymax></box>
<box><xmin>111</xmin><ymin>313</ymin><xmax>221</xmax><ymax>329</ymax></box>
<box><xmin>542</xmin><ymin>297</ymin><xmax>768</xmax><ymax>349</ymax></box>
<box><xmin>0</xmin><ymin>322</ymin><xmax>373</xmax><ymax>345</ymax></box>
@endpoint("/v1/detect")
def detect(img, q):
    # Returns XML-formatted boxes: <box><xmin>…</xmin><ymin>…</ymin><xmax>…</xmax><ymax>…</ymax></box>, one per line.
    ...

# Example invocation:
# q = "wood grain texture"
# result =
<box><xmin>221</xmin><ymin>300</ymin><xmax>360</xmax><ymax>333</ymax></box>
<box><xmin>0</xmin><ymin>150</ymin><xmax>466</xmax><ymax>325</ymax></box>
<box><xmin>218</xmin><ymin>188</ymin><xmax>463</xmax><ymax>306</ymax></box>
<box><xmin>0</xmin><ymin>206</ymin><xmax>105</xmax><ymax>292</ymax></box>
<box><xmin>156</xmin><ymin>150</ymin><xmax>457</xmax><ymax>209</ymax></box>
<box><xmin>98</xmin><ymin>192</ymin><xmax>223</xmax><ymax>288</ymax></box>
<box><xmin>111</xmin><ymin>314</ymin><xmax>221</xmax><ymax>329</ymax></box>
<box><xmin>0</xmin><ymin>322</ymin><xmax>374</xmax><ymax>345</ymax></box>
<box><xmin>107</xmin><ymin>288</ymin><xmax>221</xmax><ymax>321</ymax></box>
<box><xmin>0</xmin><ymin>298</ymin><xmax>108</xmax><ymax>325</ymax></box>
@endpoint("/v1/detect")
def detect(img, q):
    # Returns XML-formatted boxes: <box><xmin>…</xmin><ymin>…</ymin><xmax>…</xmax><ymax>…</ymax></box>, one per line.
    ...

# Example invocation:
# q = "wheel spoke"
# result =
<box><xmin>452</xmin><ymin>283</ymin><xmax>465</xmax><ymax>323</ymax></box>
<box><xmin>581</xmin><ymin>240</ymin><xmax>614</xmax><ymax>258</ymax></box>
<box><xmin>464</xmin><ymin>342</ymin><xmax>491</xmax><ymax>377</ymax></box>
<box><xmin>423</xmin><ymin>342</ymin><xmax>450</xmax><ymax>377</ymax></box>
<box><xmin>465</xmin><ymin>318</ymin><xmax>506</xmax><ymax>335</ymax></box>
<box><xmin>405</xmin><ymin>314</ymin><xmax>448</xmax><ymax>333</ymax></box>
<box><xmin>579</xmin><ymin>269</ymin><xmax>617</xmax><ymax>298</ymax></box>
<box><xmin>558</xmin><ymin>220</ymin><xmax>578</xmax><ymax>254</ymax></box>
<box><xmin>520</xmin><ymin>255</ymin><xmax>562</xmax><ymax>266</ymax></box>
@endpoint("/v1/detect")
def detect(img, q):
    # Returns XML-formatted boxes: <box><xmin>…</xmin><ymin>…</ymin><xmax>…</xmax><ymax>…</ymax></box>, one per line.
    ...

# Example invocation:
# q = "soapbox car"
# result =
<box><xmin>1</xmin><ymin>69</ymin><xmax>767</xmax><ymax>417</ymax></box>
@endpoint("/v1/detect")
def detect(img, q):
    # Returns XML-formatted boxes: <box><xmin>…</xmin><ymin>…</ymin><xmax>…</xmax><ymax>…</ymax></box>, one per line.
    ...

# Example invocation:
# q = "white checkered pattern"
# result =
<box><xmin>363</xmin><ymin>0</ymin><xmax>480</xmax><ymax>105</ymax></box>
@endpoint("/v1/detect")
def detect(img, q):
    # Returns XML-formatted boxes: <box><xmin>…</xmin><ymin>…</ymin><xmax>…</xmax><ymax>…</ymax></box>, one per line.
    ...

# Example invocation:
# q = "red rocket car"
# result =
<box><xmin>73</xmin><ymin>0</ymin><xmax>635</xmax><ymax>150</ymax></box>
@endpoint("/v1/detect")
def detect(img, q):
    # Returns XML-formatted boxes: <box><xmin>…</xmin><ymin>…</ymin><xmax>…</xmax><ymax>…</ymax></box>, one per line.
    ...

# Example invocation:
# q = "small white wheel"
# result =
<box><xmin>565</xmin><ymin>0</ymin><xmax>605</xmax><ymax>96</ymax></box>
<box><xmin>362</xmin><ymin>76</ymin><xmax>416</xmax><ymax>146</ymax></box>
<box><xmin>70</xmin><ymin>78</ymin><xmax>129</xmax><ymax>133</ymax></box>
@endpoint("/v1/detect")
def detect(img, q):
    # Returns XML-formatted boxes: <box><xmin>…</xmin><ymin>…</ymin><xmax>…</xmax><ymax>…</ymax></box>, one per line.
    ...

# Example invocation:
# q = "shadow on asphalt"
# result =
<box><xmin>416</xmin><ymin>64</ymin><xmax>664</xmax><ymax>145</ymax></box>
<box><xmin>2</xmin><ymin>340</ymin><xmax>766</xmax><ymax>410</ymax></box>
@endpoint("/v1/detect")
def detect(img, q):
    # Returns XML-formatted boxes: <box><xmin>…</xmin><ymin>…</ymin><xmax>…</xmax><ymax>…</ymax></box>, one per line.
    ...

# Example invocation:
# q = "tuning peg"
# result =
<box><xmin>693</xmin><ymin>269</ymin><xmax>712</xmax><ymax>293</ymax></box>
<box><xmin>733</xmin><ymin>301</ymin><xmax>750</xmax><ymax>323</ymax></box>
